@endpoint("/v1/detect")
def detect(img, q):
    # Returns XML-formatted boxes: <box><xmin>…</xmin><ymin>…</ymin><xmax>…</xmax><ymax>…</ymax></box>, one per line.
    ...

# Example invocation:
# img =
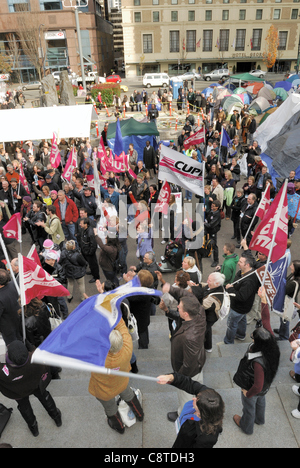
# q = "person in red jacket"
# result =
<box><xmin>54</xmin><ymin>190</ymin><xmax>79</xmax><ymax>241</ymax></box>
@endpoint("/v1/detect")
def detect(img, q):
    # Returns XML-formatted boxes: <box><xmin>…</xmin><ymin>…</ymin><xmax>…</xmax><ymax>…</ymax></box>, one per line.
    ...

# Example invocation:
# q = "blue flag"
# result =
<box><xmin>220</xmin><ymin>128</ymin><xmax>231</xmax><ymax>148</ymax></box>
<box><xmin>32</xmin><ymin>276</ymin><xmax>162</xmax><ymax>372</ymax></box>
<box><xmin>113</xmin><ymin>118</ymin><xmax>125</xmax><ymax>157</ymax></box>
<box><xmin>255</xmin><ymin>252</ymin><xmax>289</xmax><ymax>314</ymax></box>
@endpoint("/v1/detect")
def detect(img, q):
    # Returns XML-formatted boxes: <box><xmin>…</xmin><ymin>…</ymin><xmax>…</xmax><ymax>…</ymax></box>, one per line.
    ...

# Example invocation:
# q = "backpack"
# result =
<box><xmin>198</xmin><ymin>235</ymin><xmax>213</xmax><ymax>258</ymax></box>
<box><xmin>208</xmin><ymin>290</ymin><xmax>231</xmax><ymax>320</ymax></box>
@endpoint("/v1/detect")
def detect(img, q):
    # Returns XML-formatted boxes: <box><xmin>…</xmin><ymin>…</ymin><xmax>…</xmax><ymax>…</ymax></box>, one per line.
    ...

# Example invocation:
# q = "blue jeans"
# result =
<box><xmin>185</xmin><ymin>190</ymin><xmax>192</xmax><ymax>201</ymax></box>
<box><xmin>224</xmin><ymin>308</ymin><xmax>247</xmax><ymax>344</ymax></box>
<box><xmin>240</xmin><ymin>392</ymin><xmax>266</xmax><ymax>435</ymax></box>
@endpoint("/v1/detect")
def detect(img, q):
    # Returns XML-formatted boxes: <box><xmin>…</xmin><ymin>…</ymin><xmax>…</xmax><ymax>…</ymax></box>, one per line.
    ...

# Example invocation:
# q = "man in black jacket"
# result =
<box><xmin>143</xmin><ymin>141</ymin><xmax>156</xmax><ymax>179</ymax></box>
<box><xmin>204</xmin><ymin>200</ymin><xmax>221</xmax><ymax>267</ymax></box>
<box><xmin>224</xmin><ymin>254</ymin><xmax>259</xmax><ymax>344</ymax></box>
<box><xmin>239</xmin><ymin>193</ymin><xmax>258</xmax><ymax>246</ymax></box>
<box><xmin>0</xmin><ymin>270</ymin><xmax>22</xmax><ymax>345</ymax></box>
<box><xmin>78</xmin><ymin>217</ymin><xmax>100</xmax><ymax>283</ymax></box>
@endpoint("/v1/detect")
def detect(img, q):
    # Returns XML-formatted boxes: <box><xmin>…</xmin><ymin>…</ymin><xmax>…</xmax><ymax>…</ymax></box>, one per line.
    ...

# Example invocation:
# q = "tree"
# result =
<box><xmin>15</xmin><ymin>4</ymin><xmax>45</xmax><ymax>80</ymax></box>
<box><xmin>262</xmin><ymin>25</ymin><xmax>279</xmax><ymax>70</ymax></box>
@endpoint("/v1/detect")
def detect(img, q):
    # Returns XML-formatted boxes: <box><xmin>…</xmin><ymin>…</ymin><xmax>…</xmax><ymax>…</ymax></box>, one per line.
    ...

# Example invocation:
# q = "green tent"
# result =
<box><xmin>229</xmin><ymin>73</ymin><xmax>265</xmax><ymax>83</ymax></box>
<box><xmin>107</xmin><ymin>117</ymin><xmax>159</xmax><ymax>162</ymax></box>
<box><xmin>107</xmin><ymin>117</ymin><xmax>159</xmax><ymax>139</ymax></box>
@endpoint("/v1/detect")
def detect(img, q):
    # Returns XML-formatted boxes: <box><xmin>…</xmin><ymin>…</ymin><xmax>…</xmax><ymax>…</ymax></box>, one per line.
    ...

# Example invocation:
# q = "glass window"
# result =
<box><xmin>153</xmin><ymin>11</ymin><xmax>159</xmax><ymax>21</ymax></box>
<box><xmin>134</xmin><ymin>12</ymin><xmax>141</xmax><ymax>22</ymax></box>
<box><xmin>203</xmin><ymin>30</ymin><xmax>213</xmax><ymax>51</ymax></box>
<box><xmin>171</xmin><ymin>0</ymin><xmax>178</xmax><ymax>4</ymax></box>
<box><xmin>278</xmin><ymin>31</ymin><xmax>288</xmax><ymax>50</ymax></box>
<box><xmin>252</xmin><ymin>28</ymin><xmax>262</xmax><ymax>50</ymax></box>
<box><xmin>171</xmin><ymin>11</ymin><xmax>178</xmax><ymax>21</ymax></box>
<box><xmin>188</xmin><ymin>0</ymin><xmax>195</xmax><ymax>3</ymax></box>
<box><xmin>188</xmin><ymin>11</ymin><xmax>195</xmax><ymax>20</ymax></box>
<box><xmin>7</xmin><ymin>0</ymin><xmax>30</xmax><ymax>12</ymax></box>
<box><xmin>239</xmin><ymin>9</ymin><xmax>246</xmax><ymax>19</ymax></box>
<box><xmin>170</xmin><ymin>31</ymin><xmax>180</xmax><ymax>52</ymax></box>
<box><xmin>256</xmin><ymin>9</ymin><xmax>263</xmax><ymax>19</ymax></box>
<box><xmin>205</xmin><ymin>10</ymin><xmax>212</xmax><ymax>20</ymax></box>
<box><xmin>206</xmin><ymin>0</ymin><xmax>213</xmax><ymax>3</ymax></box>
<box><xmin>223</xmin><ymin>0</ymin><xmax>230</xmax><ymax>3</ymax></box>
<box><xmin>143</xmin><ymin>34</ymin><xmax>153</xmax><ymax>53</ymax></box>
<box><xmin>153</xmin><ymin>0</ymin><xmax>159</xmax><ymax>4</ymax></box>
<box><xmin>220</xmin><ymin>29</ymin><xmax>229</xmax><ymax>51</ymax></box>
<box><xmin>274</xmin><ymin>9</ymin><xmax>281</xmax><ymax>19</ymax></box>
<box><xmin>223</xmin><ymin>10</ymin><xmax>229</xmax><ymax>20</ymax></box>
<box><xmin>40</xmin><ymin>0</ymin><xmax>62</xmax><ymax>9</ymax></box>
<box><xmin>291</xmin><ymin>8</ymin><xmax>298</xmax><ymax>18</ymax></box>
<box><xmin>186</xmin><ymin>30</ymin><xmax>196</xmax><ymax>52</ymax></box>
<box><xmin>134</xmin><ymin>0</ymin><xmax>140</xmax><ymax>5</ymax></box>
<box><xmin>235</xmin><ymin>29</ymin><xmax>246</xmax><ymax>50</ymax></box>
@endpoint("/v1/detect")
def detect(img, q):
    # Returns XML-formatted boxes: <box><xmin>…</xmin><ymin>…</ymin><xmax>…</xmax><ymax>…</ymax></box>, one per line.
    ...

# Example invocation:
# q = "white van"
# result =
<box><xmin>143</xmin><ymin>73</ymin><xmax>170</xmax><ymax>88</ymax></box>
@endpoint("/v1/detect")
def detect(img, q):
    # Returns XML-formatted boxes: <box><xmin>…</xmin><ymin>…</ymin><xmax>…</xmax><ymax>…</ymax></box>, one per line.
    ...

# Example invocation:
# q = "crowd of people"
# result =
<box><xmin>0</xmin><ymin>94</ymin><xmax>299</xmax><ymax>448</ymax></box>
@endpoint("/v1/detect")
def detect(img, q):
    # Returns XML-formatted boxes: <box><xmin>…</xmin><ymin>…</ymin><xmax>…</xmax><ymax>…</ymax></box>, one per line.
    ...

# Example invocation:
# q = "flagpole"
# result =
<box><xmin>0</xmin><ymin>233</ymin><xmax>20</xmax><ymax>295</ymax></box>
<box><xmin>241</xmin><ymin>185</ymin><xmax>268</xmax><ymax>247</ymax></box>
<box><xmin>18</xmin><ymin>253</ymin><xmax>26</xmax><ymax>343</ymax></box>
<box><xmin>261</xmin><ymin>179</ymin><xmax>288</xmax><ymax>287</ymax></box>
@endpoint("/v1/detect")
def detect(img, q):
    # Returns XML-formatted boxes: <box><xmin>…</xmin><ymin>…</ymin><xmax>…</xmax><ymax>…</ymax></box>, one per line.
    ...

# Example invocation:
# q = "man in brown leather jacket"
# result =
<box><xmin>161</xmin><ymin>292</ymin><xmax>206</xmax><ymax>422</ymax></box>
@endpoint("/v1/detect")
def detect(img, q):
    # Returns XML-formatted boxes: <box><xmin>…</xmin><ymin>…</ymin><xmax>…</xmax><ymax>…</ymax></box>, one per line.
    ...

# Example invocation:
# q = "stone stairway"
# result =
<box><xmin>1</xmin><ymin>311</ymin><xmax>300</xmax><ymax>448</ymax></box>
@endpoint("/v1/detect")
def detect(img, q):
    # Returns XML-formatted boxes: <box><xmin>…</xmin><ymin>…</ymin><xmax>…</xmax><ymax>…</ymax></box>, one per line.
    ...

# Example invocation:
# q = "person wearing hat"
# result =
<box><xmin>0</xmin><ymin>340</ymin><xmax>62</xmax><ymax>437</ymax></box>
<box><xmin>41</xmin><ymin>173</ymin><xmax>60</xmax><ymax>193</ymax></box>
<box><xmin>100</xmin><ymin>183</ymin><xmax>120</xmax><ymax>214</ymax></box>
<box><xmin>72</xmin><ymin>185</ymin><xmax>98</xmax><ymax>219</ymax></box>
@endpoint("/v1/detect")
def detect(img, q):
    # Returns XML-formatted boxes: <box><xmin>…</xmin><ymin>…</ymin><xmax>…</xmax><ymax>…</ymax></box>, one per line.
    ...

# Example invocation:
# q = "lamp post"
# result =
<box><xmin>62</xmin><ymin>0</ymin><xmax>88</xmax><ymax>91</ymax></box>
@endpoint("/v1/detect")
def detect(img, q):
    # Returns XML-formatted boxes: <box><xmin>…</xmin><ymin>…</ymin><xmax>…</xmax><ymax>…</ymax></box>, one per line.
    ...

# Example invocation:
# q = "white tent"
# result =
<box><xmin>254</xmin><ymin>94</ymin><xmax>300</xmax><ymax>152</ymax></box>
<box><xmin>0</xmin><ymin>104</ymin><xmax>94</xmax><ymax>142</ymax></box>
<box><xmin>249</xmin><ymin>96</ymin><xmax>270</xmax><ymax>114</ymax></box>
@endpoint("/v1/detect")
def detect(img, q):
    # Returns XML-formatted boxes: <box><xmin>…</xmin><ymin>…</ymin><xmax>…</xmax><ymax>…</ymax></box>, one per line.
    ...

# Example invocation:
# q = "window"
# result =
<box><xmin>186</xmin><ymin>30</ymin><xmax>196</xmax><ymax>52</ymax></box>
<box><xmin>7</xmin><ymin>0</ymin><xmax>30</xmax><ymax>12</ymax></box>
<box><xmin>240</xmin><ymin>0</ymin><xmax>247</xmax><ymax>3</ymax></box>
<box><xmin>203</xmin><ymin>30</ymin><xmax>213</xmax><ymax>51</ymax></box>
<box><xmin>205</xmin><ymin>10</ymin><xmax>212</xmax><ymax>20</ymax></box>
<box><xmin>40</xmin><ymin>0</ymin><xmax>62</xmax><ymax>9</ymax></box>
<box><xmin>170</xmin><ymin>31</ymin><xmax>180</xmax><ymax>52</ymax></box>
<box><xmin>223</xmin><ymin>0</ymin><xmax>230</xmax><ymax>3</ymax></box>
<box><xmin>291</xmin><ymin>8</ymin><xmax>298</xmax><ymax>18</ymax></box>
<box><xmin>256</xmin><ymin>9</ymin><xmax>263</xmax><ymax>19</ymax></box>
<box><xmin>153</xmin><ymin>11</ymin><xmax>159</xmax><ymax>21</ymax></box>
<box><xmin>188</xmin><ymin>0</ymin><xmax>195</xmax><ymax>3</ymax></box>
<box><xmin>206</xmin><ymin>0</ymin><xmax>213</xmax><ymax>3</ymax></box>
<box><xmin>134</xmin><ymin>0</ymin><xmax>140</xmax><ymax>5</ymax></box>
<box><xmin>143</xmin><ymin>34</ymin><xmax>153</xmax><ymax>53</ymax></box>
<box><xmin>274</xmin><ymin>9</ymin><xmax>281</xmax><ymax>19</ymax></box>
<box><xmin>153</xmin><ymin>0</ymin><xmax>159</xmax><ymax>4</ymax></box>
<box><xmin>223</xmin><ymin>10</ymin><xmax>229</xmax><ymax>20</ymax></box>
<box><xmin>239</xmin><ymin>9</ymin><xmax>246</xmax><ymax>19</ymax></box>
<box><xmin>134</xmin><ymin>12</ymin><xmax>141</xmax><ymax>22</ymax></box>
<box><xmin>220</xmin><ymin>29</ymin><xmax>229</xmax><ymax>51</ymax></box>
<box><xmin>188</xmin><ymin>11</ymin><xmax>195</xmax><ymax>20</ymax></box>
<box><xmin>171</xmin><ymin>0</ymin><xmax>178</xmax><ymax>4</ymax></box>
<box><xmin>252</xmin><ymin>28</ymin><xmax>262</xmax><ymax>50</ymax></box>
<box><xmin>278</xmin><ymin>31</ymin><xmax>288</xmax><ymax>50</ymax></box>
<box><xmin>235</xmin><ymin>29</ymin><xmax>246</xmax><ymax>50</ymax></box>
<box><xmin>275</xmin><ymin>0</ymin><xmax>282</xmax><ymax>2</ymax></box>
<box><xmin>257</xmin><ymin>0</ymin><xmax>264</xmax><ymax>2</ymax></box>
<box><xmin>171</xmin><ymin>11</ymin><xmax>178</xmax><ymax>21</ymax></box>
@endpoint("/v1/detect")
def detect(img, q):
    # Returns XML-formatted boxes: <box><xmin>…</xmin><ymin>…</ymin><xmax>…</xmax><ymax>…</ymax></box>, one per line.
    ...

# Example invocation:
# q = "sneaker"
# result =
<box><xmin>211</xmin><ymin>261</ymin><xmax>218</xmax><ymax>267</ymax></box>
<box><xmin>161</xmin><ymin>240</ymin><xmax>166</xmax><ymax>244</ymax></box>
<box><xmin>205</xmin><ymin>348</ymin><xmax>213</xmax><ymax>353</ymax></box>
<box><xmin>292</xmin><ymin>385</ymin><xmax>300</xmax><ymax>397</ymax></box>
<box><xmin>291</xmin><ymin>409</ymin><xmax>300</xmax><ymax>419</ymax></box>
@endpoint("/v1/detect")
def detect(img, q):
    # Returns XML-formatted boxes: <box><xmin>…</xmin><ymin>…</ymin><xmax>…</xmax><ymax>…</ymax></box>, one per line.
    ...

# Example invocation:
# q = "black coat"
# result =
<box><xmin>170</xmin><ymin>373</ymin><xmax>222</xmax><ymax>448</ymax></box>
<box><xmin>143</xmin><ymin>145</ymin><xmax>156</xmax><ymax>170</ymax></box>
<box><xmin>0</xmin><ymin>281</ymin><xmax>22</xmax><ymax>345</ymax></box>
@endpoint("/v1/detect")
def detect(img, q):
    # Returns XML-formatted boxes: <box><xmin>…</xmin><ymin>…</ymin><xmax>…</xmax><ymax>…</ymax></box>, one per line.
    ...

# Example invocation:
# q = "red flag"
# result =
<box><xmin>27</xmin><ymin>244</ymin><xmax>42</xmax><ymax>267</ymax></box>
<box><xmin>249</xmin><ymin>180</ymin><xmax>288</xmax><ymax>263</ymax></box>
<box><xmin>20</xmin><ymin>255</ymin><xmax>69</xmax><ymax>305</ymax></box>
<box><xmin>19</xmin><ymin>163</ymin><xmax>30</xmax><ymax>194</ymax></box>
<box><xmin>183</xmin><ymin>128</ymin><xmax>205</xmax><ymax>150</ymax></box>
<box><xmin>62</xmin><ymin>146</ymin><xmax>77</xmax><ymax>182</ymax></box>
<box><xmin>50</xmin><ymin>132</ymin><xmax>61</xmax><ymax>169</ymax></box>
<box><xmin>256</xmin><ymin>184</ymin><xmax>271</xmax><ymax>219</ymax></box>
<box><xmin>154</xmin><ymin>180</ymin><xmax>171</xmax><ymax>215</ymax></box>
<box><xmin>98</xmin><ymin>137</ymin><xmax>108</xmax><ymax>174</ymax></box>
<box><xmin>3</xmin><ymin>213</ymin><xmax>21</xmax><ymax>242</ymax></box>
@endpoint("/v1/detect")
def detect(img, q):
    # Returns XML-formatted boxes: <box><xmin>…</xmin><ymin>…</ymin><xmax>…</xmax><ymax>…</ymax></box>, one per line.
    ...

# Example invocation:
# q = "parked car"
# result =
<box><xmin>142</xmin><ymin>73</ymin><xmax>170</xmax><ymax>88</ymax></box>
<box><xmin>203</xmin><ymin>68</ymin><xmax>230</xmax><ymax>81</ymax></box>
<box><xmin>106</xmin><ymin>74</ymin><xmax>122</xmax><ymax>83</ymax></box>
<box><xmin>249</xmin><ymin>69</ymin><xmax>267</xmax><ymax>78</ymax></box>
<box><xmin>22</xmin><ymin>81</ymin><xmax>42</xmax><ymax>91</ymax></box>
<box><xmin>177</xmin><ymin>71</ymin><xmax>201</xmax><ymax>81</ymax></box>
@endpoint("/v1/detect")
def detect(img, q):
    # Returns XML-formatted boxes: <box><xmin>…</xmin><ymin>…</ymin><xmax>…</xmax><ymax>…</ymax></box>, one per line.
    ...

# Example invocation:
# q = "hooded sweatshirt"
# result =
<box><xmin>221</xmin><ymin>253</ymin><xmax>239</xmax><ymax>285</ymax></box>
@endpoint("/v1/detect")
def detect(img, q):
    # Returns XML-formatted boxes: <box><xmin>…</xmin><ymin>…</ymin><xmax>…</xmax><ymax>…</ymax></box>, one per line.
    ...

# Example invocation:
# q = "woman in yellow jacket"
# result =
<box><xmin>88</xmin><ymin>318</ymin><xmax>144</xmax><ymax>433</ymax></box>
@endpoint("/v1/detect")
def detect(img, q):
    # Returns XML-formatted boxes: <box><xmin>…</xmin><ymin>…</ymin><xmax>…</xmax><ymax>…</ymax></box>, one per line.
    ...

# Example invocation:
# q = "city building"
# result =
<box><xmin>121</xmin><ymin>0</ymin><xmax>300</xmax><ymax>77</ymax></box>
<box><xmin>0</xmin><ymin>0</ymin><xmax>115</xmax><ymax>82</ymax></box>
